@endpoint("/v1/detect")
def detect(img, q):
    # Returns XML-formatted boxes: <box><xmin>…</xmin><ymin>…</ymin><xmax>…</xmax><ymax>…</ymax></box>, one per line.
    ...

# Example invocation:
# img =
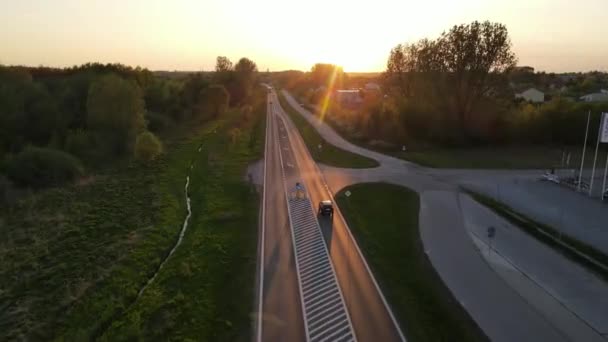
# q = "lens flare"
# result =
<box><xmin>319</xmin><ymin>66</ymin><xmax>340</xmax><ymax>123</ymax></box>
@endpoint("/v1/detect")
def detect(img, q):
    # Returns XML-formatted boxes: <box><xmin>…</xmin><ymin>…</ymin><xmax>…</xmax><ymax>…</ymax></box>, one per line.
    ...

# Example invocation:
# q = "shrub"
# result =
<box><xmin>86</xmin><ymin>74</ymin><xmax>146</xmax><ymax>156</ymax></box>
<box><xmin>197</xmin><ymin>84</ymin><xmax>229</xmax><ymax>120</ymax></box>
<box><xmin>146</xmin><ymin>111</ymin><xmax>173</xmax><ymax>133</ymax></box>
<box><xmin>65</xmin><ymin>129</ymin><xmax>94</xmax><ymax>160</ymax></box>
<box><xmin>134</xmin><ymin>131</ymin><xmax>163</xmax><ymax>162</ymax></box>
<box><xmin>0</xmin><ymin>174</ymin><xmax>13</xmax><ymax>205</ymax></box>
<box><xmin>6</xmin><ymin>146</ymin><xmax>84</xmax><ymax>188</ymax></box>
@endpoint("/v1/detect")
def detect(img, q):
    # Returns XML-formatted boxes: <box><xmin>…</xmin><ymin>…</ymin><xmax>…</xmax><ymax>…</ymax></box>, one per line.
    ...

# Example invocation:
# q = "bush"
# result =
<box><xmin>6</xmin><ymin>146</ymin><xmax>84</xmax><ymax>188</ymax></box>
<box><xmin>197</xmin><ymin>84</ymin><xmax>230</xmax><ymax>120</ymax></box>
<box><xmin>86</xmin><ymin>74</ymin><xmax>146</xmax><ymax>156</ymax></box>
<box><xmin>134</xmin><ymin>131</ymin><xmax>163</xmax><ymax>162</ymax></box>
<box><xmin>146</xmin><ymin>111</ymin><xmax>173</xmax><ymax>133</ymax></box>
<box><xmin>0</xmin><ymin>174</ymin><xmax>12</xmax><ymax>205</ymax></box>
<box><xmin>65</xmin><ymin>129</ymin><xmax>94</xmax><ymax>161</ymax></box>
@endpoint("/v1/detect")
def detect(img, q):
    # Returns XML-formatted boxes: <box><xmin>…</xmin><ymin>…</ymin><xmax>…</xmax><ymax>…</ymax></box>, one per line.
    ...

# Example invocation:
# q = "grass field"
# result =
<box><xmin>277</xmin><ymin>92</ymin><xmax>379</xmax><ymax>169</ymax></box>
<box><xmin>335</xmin><ymin>183</ymin><xmax>487</xmax><ymax>342</ymax></box>
<box><xmin>290</xmin><ymin>93</ymin><xmax>588</xmax><ymax>169</ymax></box>
<box><xmin>0</xmin><ymin>95</ymin><xmax>266</xmax><ymax>340</ymax></box>
<box><xmin>388</xmin><ymin>147</ymin><xmax>597</xmax><ymax>169</ymax></box>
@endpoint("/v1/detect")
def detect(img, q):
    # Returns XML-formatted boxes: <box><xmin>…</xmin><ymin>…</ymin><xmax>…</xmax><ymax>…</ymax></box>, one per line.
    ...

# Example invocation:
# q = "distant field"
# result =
<box><xmin>0</xmin><ymin>99</ymin><xmax>265</xmax><ymax>340</ymax></box>
<box><xmin>277</xmin><ymin>92</ymin><xmax>379</xmax><ymax>168</ymax></box>
<box><xmin>335</xmin><ymin>183</ymin><xmax>487</xmax><ymax>342</ymax></box>
<box><xmin>390</xmin><ymin>147</ymin><xmax>593</xmax><ymax>169</ymax></box>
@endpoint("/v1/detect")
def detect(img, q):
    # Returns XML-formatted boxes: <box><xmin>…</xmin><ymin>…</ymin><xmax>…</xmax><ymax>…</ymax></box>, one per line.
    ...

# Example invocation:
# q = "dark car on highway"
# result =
<box><xmin>318</xmin><ymin>200</ymin><xmax>334</xmax><ymax>217</ymax></box>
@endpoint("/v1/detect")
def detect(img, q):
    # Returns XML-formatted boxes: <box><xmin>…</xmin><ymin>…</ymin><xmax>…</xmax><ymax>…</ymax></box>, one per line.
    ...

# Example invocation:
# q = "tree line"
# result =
<box><xmin>0</xmin><ymin>57</ymin><xmax>258</xmax><ymax>192</ymax></box>
<box><xmin>280</xmin><ymin>21</ymin><xmax>608</xmax><ymax>149</ymax></box>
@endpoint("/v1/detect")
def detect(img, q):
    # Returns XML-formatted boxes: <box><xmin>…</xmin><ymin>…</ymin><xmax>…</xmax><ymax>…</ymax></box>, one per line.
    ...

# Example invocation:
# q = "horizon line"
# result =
<box><xmin>2</xmin><ymin>62</ymin><xmax>607</xmax><ymax>75</ymax></box>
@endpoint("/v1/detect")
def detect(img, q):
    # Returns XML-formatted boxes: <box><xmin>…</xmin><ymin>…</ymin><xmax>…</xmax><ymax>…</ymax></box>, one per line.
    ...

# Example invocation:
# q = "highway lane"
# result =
<box><xmin>271</xmin><ymin>90</ymin><xmax>404</xmax><ymax>342</ymax></box>
<box><xmin>259</xmin><ymin>94</ymin><xmax>305</xmax><ymax>342</ymax></box>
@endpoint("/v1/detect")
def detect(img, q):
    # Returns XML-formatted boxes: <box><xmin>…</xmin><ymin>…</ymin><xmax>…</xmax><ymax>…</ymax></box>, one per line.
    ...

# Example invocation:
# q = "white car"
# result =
<box><xmin>541</xmin><ymin>172</ymin><xmax>560</xmax><ymax>184</ymax></box>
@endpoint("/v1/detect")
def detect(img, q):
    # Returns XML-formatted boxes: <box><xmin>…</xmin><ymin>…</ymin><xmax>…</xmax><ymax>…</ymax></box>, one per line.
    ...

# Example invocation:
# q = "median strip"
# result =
<box><xmin>335</xmin><ymin>183</ymin><xmax>488</xmax><ymax>342</ymax></box>
<box><xmin>277</xmin><ymin>91</ymin><xmax>379</xmax><ymax>169</ymax></box>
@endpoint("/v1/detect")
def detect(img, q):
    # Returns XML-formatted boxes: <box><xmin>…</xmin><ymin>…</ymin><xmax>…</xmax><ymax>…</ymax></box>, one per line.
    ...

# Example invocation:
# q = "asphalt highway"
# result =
<box><xmin>258</xmin><ymin>89</ymin><xmax>404</xmax><ymax>342</ymax></box>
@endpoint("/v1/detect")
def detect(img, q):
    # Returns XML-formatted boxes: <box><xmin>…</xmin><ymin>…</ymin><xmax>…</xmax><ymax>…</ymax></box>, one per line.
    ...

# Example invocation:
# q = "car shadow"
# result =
<box><xmin>318</xmin><ymin>214</ymin><xmax>334</xmax><ymax>252</ymax></box>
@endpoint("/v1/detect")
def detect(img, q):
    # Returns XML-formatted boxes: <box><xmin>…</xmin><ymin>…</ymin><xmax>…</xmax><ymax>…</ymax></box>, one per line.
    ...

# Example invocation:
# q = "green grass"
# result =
<box><xmin>0</xmin><ymin>145</ymin><xmax>187</xmax><ymax>340</ymax></box>
<box><xmin>387</xmin><ymin>147</ymin><xmax>594</xmax><ymax>169</ymax></box>
<box><xmin>335</xmin><ymin>183</ymin><xmax>487</xmax><ymax>342</ymax></box>
<box><xmin>466</xmin><ymin>190</ymin><xmax>608</xmax><ymax>281</ymax></box>
<box><xmin>0</xmin><ymin>93</ymin><xmax>266</xmax><ymax>341</ymax></box>
<box><xmin>293</xmin><ymin>94</ymin><xmax>586</xmax><ymax>169</ymax></box>
<box><xmin>277</xmin><ymin>92</ymin><xmax>379</xmax><ymax>169</ymax></box>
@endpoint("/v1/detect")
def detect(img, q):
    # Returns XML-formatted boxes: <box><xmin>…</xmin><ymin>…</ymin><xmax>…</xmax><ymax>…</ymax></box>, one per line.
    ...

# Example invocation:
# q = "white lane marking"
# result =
<box><xmin>276</xmin><ymin>116</ymin><xmax>313</xmax><ymax>342</ymax></box>
<box><xmin>276</xmin><ymin>93</ymin><xmax>407</xmax><ymax>342</ymax></box>
<box><xmin>276</xmin><ymin>112</ymin><xmax>356</xmax><ymax>342</ymax></box>
<box><xmin>256</xmin><ymin>95</ymin><xmax>272</xmax><ymax>342</ymax></box>
<box><xmin>305</xmin><ymin>277</ymin><xmax>336</xmax><ymax>297</ymax></box>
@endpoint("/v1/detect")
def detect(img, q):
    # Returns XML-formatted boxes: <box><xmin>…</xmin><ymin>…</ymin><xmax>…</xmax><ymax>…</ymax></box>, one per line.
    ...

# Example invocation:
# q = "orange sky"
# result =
<box><xmin>1</xmin><ymin>0</ymin><xmax>607</xmax><ymax>72</ymax></box>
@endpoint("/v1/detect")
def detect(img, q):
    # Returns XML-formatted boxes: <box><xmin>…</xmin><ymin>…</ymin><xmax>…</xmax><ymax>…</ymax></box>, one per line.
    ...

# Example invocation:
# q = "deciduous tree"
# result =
<box><xmin>86</xmin><ymin>74</ymin><xmax>145</xmax><ymax>155</ymax></box>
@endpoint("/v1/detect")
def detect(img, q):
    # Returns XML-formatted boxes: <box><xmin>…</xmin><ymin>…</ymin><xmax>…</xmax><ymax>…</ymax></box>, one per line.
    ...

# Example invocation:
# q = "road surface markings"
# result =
<box><xmin>256</xmin><ymin>95</ymin><xmax>272</xmax><ymax>342</ymax></box>
<box><xmin>274</xmin><ymin>112</ymin><xmax>356</xmax><ymax>341</ymax></box>
<box><xmin>278</xmin><ymin>92</ymin><xmax>407</xmax><ymax>342</ymax></box>
<box><xmin>274</xmin><ymin>110</ymin><xmax>356</xmax><ymax>342</ymax></box>
<box><xmin>286</xmin><ymin>196</ymin><xmax>356</xmax><ymax>342</ymax></box>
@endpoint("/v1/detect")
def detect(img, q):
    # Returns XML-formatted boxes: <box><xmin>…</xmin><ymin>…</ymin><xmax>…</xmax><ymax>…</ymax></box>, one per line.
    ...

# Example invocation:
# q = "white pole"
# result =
<box><xmin>578</xmin><ymin>110</ymin><xmax>591</xmax><ymax>191</ymax></box>
<box><xmin>602</xmin><ymin>113</ymin><xmax>608</xmax><ymax>199</ymax></box>
<box><xmin>589</xmin><ymin>113</ymin><xmax>603</xmax><ymax>196</ymax></box>
<box><xmin>601</xmin><ymin>151</ymin><xmax>608</xmax><ymax>200</ymax></box>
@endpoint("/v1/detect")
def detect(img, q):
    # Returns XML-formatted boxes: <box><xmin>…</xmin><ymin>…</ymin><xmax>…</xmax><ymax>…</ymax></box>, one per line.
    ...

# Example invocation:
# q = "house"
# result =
<box><xmin>580</xmin><ymin>92</ymin><xmax>608</xmax><ymax>102</ymax></box>
<box><xmin>364</xmin><ymin>82</ymin><xmax>381</xmax><ymax>91</ymax></box>
<box><xmin>515</xmin><ymin>88</ymin><xmax>545</xmax><ymax>103</ymax></box>
<box><xmin>514</xmin><ymin>66</ymin><xmax>535</xmax><ymax>73</ymax></box>
<box><xmin>334</xmin><ymin>89</ymin><xmax>363</xmax><ymax>108</ymax></box>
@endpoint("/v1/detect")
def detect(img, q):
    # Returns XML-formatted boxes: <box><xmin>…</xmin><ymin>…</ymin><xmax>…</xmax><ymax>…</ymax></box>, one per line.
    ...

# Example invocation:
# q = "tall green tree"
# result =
<box><xmin>233</xmin><ymin>57</ymin><xmax>258</xmax><ymax>104</ymax></box>
<box><xmin>437</xmin><ymin>21</ymin><xmax>517</xmax><ymax>131</ymax></box>
<box><xmin>86</xmin><ymin>74</ymin><xmax>145</xmax><ymax>155</ymax></box>
<box><xmin>384</xmin><ymin>21</ymin><xmax>517</xmax><ymax>142</ymax></box>
<box><xmin>0</xmin><ymin>69</ymin><xmax>62</xmax><ymax>152</ymax></box>
<box><xmin>310</xmin><ymin>63</ymin><xmax>346</xmax><ymax>91</ymax></box>
<box><xmin>214</xmin><ymin>56</ymin><xmax>234</xmax><ymax>88</ymax></box>
<box><xmin>198</xmin><ymin>84</ymin><xmax>230</xmax><ymax>120</ymax></box>
<box><xmin>215</xmin><ymin>56</ymin><xmax>233</xmax><ymax>73</ymax></box>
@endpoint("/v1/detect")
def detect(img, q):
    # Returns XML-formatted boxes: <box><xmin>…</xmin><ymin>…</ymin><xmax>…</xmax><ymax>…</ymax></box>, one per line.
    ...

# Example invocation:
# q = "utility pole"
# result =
<box><xmin>590</xmin><ymin>113</ymin><xmax>604</xmax><ymax>196</ymax></box>
<box><xmin>578</xmin><ymin>110</ymin><xmax>591</xmax><ymax>191</ymax></box>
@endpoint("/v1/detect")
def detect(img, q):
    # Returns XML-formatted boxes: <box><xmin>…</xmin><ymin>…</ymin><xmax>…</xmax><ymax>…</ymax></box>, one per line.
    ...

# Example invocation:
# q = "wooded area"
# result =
<box><xmin>0</xmin><ymin>57</ymin><xmax>258</xmax><ymax>198</ymax></box>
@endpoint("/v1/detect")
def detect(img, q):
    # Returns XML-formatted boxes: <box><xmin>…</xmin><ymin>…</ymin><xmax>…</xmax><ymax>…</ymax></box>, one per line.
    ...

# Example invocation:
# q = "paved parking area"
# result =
<box><xmin>462</xmin><ymin>177</ymin><xmax>608</xmax><ymax>255</ymax></box>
